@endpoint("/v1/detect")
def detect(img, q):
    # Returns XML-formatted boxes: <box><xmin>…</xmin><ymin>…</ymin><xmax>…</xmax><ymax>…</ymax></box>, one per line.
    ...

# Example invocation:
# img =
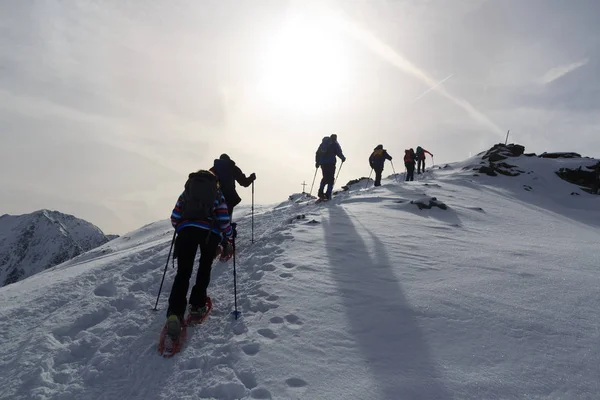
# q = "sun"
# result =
<box><xmin>256</xmin><ymin>12</ymin><xmax>351</xmax><ymax>115</ymax></box>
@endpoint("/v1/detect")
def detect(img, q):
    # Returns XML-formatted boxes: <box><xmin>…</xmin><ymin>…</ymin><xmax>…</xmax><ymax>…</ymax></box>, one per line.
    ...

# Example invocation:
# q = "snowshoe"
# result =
<box><xmin>185</xmin><ymin>296</ymin><xmax>213</xmax><ymax>326</ymax></box>
<box><xmin>158</xmin><ymin>315</ymin><xmax>188</xmax><ymax>357</ymax></box>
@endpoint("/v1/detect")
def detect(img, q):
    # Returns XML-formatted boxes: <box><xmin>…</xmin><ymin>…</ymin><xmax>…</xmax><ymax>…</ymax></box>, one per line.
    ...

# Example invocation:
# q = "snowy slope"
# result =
<box><xmin>0</xmin><ymin>150</ymin><xmax>599</xmax><ymax>400</ymax></box>
<box><xmin>0</xmin><ymin>210</ymin><xmax>113</xmax><ymax>286</ymax></box>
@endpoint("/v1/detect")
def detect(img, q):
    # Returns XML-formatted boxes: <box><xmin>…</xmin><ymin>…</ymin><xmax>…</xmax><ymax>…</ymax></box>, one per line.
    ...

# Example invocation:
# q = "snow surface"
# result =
<box><xmin>1</xmin><ymin>153</ymin><xmax>599</xmax><ymax>400</ymax></box>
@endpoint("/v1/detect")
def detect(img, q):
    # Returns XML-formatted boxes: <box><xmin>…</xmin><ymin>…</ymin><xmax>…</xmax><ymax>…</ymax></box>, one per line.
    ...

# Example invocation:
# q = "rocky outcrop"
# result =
<box><xmin>539</xmin><ymin>152</ymin><xmax>582</xmax><ymax>159</ymax></box>
<box><xmin>556</xmin><ymin>163</ymin><xmax>600</xmax><ymax>193</ymax></box>
<box><xmin>467</xmin><ymin>143</ymin><xmax>527</xmax><ymax>177</ymax></box>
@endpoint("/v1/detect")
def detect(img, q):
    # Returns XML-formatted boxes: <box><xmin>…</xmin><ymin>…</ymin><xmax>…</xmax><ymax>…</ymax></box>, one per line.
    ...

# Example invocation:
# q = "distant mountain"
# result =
<box><xmin>0</xmin><ymin>210</ymin><xmax>115</xmax><ymax>286</ymax></box>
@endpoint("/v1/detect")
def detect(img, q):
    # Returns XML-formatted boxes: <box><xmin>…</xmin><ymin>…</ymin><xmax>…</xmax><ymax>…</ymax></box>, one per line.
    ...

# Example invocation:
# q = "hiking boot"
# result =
<box><xmin>166</xmin><ymin>315</ymin><xmax>182</xmax><ymax>339</ymax></box>
<box><xmin>188</xmin><ymin>304</ymin><xmax>208</xmax><ymax>324</ymax></box>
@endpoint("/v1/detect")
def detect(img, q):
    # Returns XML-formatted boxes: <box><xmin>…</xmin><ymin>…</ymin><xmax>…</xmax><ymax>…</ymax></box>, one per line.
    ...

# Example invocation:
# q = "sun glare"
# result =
<box><xmin>256</xmin><ymin>13</ymin><xmax>351</xmax><ymax>114</ymax></box>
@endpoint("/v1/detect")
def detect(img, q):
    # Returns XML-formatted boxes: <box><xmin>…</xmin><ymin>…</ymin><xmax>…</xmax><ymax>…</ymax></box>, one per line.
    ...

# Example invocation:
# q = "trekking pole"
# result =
<box><xmin>251</xmin><ymin>181</ymin><xmax>254</xmax><ymax>244</ymax></box>
<box><xmin>153</xmin><ymin>230</ymin><xmax>177</xmax><ymax>311</ymax></box>
<box><xmin>308</xmin><ymin>167</ymin><xmax>318</xmax><ymax>197</ymax></box>
<box><xmin>231</xmin><ymin>237</ymin><xmax>240</xmax><ymax>320</ymax></box>
<box><xmin>391</xmin><ymin>161</ymin><xmax>398</xmax><ymax>182</ymax></box>
<box><xmin>333</xmin><ymin>161</ymin><xmax>344</xmax><ymax>188</ymax></box>
<box><xmin>365</xmin><ymin>168</ymin><xmax>373</xmax><ymax>189</ymax></box>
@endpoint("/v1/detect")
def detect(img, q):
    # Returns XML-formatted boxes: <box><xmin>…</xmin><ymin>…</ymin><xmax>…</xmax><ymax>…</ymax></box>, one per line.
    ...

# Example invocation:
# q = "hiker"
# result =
<box><xmin>415</xmin><ymin>146</ymin><xmax>433</xmax><ymax>174</ymax></box>
<box><xmin>315</xmin><ymin>133</ymin><xmax>346</xmax><ymax>200</ymax></box>
<box><xmin>369</xmin><ymin>144</ymin><xmax>393</xmax><ymax>187</ymax></box>
<box><xmin>166</xmin><ymin>169</ymin><xmax>234</xmax><ymax>340</ymax></box>
<box><xmin>210</xmin><ymin>154</ymin><xmax>256</xmax><ymax>219</ymax></box>
<box><xmin>404</xmin><ymin>148</ymin><xmax>416</xmax><ymax>181</ymax></box>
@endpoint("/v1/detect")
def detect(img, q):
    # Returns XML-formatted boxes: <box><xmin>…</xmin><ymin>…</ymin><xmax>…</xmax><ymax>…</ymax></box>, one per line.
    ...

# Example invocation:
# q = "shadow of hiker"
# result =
<box><xmin>323</xmin><ymin>206</ymin><xmax>452</xmax><ymax>400</ymax></box>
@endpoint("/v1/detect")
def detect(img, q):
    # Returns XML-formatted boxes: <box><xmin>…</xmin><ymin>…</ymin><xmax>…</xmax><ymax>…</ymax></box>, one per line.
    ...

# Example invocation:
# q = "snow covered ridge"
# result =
<box><xmin>455</xmin><ymin>143</ymin><xmax>600</xmax><ymax>193</ymax></box>
<box><xmin>1</xmin><ymin>146</ymin><xmax>599</xmax><ymax>399</ymax></box>
<box><xmin>0</xmin><ymin>209</ymin><xmax>116</xmax><ymax>286</ymax></box>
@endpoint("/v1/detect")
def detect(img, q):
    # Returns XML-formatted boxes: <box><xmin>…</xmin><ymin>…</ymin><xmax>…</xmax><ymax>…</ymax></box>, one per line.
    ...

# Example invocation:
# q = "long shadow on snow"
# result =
<box><xmin>323</xmin><ymin>206</ymin><xmax>452</xmax><ymax>400</ymax></box>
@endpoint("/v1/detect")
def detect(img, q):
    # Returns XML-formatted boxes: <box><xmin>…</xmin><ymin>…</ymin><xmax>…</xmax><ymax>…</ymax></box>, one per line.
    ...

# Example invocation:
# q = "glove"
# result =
<box><xmin>315</xmin><ymin>162</ymin><xmax>320</xmax><ymax>169</ymax></box>
<box><xmin>219</xmin><ymin>238</ymin><xmax>234</xmax><ymax>262</ymax></box>
<box><xmin>249</xmin><ymin>173</ymin><xmax>256</xmax><ymax>181</ymax></box>
<box><xmin>341</xmin><ymin>157</ymin><xmax>346</xmax><ymax>162</ymax></box>
<box><xmin>231</xmin><ymin>222</ymin><xmax>237</xmax><ymax>239</ymax></box>
<box><xmin>389</xmin><ymin>156</ymin><xmax>393</xmax><ymax>160</ymax></box>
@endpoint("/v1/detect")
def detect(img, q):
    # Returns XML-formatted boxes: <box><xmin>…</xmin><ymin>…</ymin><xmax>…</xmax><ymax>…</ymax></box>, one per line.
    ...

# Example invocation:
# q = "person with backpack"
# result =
<box><xmin>415</xmin><ymin>146</ymin><xmax>433</xmax><ymax>174</ymax></box>
<box><xmin>369</xmin><ymin>144</ymin><xmax>393</xmax><ymax>186</ymax></box>
<box><xmin>404</xmin><ymin>148</ymin><xmax>416</xmax><ymax>181</ymax></box>
<box><xmin>165</xmin><ymin>169</ymin><xmax>234</xmax><ymax>340</ymax></box>
<box><xmin>210</xmin><ymin>154</ymin><xmax>256</xmax><ymax>219</ymax></box>
<box><xmin>315</xmin><ymin>133</ymin><xmax>346</xmax><ymax>200</ymax></box>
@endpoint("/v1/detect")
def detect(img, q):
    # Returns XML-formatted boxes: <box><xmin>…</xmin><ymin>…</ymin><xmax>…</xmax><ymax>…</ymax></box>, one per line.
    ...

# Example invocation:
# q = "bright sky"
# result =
<box><xmin>1</xmin><ymin>0</ymin><xmax>599</xmax><ymax>234</ymax></box>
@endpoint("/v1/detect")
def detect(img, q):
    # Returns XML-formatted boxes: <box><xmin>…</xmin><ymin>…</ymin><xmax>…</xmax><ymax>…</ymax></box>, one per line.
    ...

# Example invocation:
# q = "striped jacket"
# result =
<box><xmin>170</xmin><ymin>191</ymin><xmax>233</xmax><ymax>239</ymax></box>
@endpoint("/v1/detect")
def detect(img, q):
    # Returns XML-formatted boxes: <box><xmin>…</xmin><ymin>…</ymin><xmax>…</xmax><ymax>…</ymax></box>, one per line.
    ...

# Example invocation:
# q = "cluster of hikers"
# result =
<box><xmin>162</xmin><ymin>135</ymin><xmax>433</xmax><ymax>346</ymax></box>
<box><xmin>315</xmin><ymin>134</ymin><xmax>434</xmax><ymax>200</ymax></box>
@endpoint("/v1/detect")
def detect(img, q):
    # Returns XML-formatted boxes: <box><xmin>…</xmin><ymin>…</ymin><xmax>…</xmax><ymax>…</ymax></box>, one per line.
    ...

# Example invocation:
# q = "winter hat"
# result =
<box><xmin>375</xmin><ymin>144</ymin><xmax>383</xmax><ymax>150</ymax></box>
<box><xmin>219</xmin><ymin>153</ymin><xmax>231</xmax><ymax>161</ymax></box>
<box><xmin>330</xmin><ymin>133</ymin><xmax>338</xmax><ymax>141</ymax></box>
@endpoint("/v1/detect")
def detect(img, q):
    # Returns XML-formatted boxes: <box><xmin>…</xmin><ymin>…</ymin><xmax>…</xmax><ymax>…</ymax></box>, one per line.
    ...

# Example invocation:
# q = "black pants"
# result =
<box><xmin>374</xmin><ymin>168</ymin><xmax>383</xmax><ymax>186</ymax></box>
<box><xmin>318</xmin><ymin>164</ymin><xmax>336</xmax><ymax>198</ymax></box>
<box><xmin>405</xmin><ymin>162</ymin><xmax>415</xmax><ymax>181</ymax></box>
<box><xmin>417</xmin><ymin>159</ymin><xmax>425</xmax><ymax>173</ymax></box>
<box><xmin>167</xmin><ymin>227</ymin><xmax>220</xmax><ymax>320</ymax></box>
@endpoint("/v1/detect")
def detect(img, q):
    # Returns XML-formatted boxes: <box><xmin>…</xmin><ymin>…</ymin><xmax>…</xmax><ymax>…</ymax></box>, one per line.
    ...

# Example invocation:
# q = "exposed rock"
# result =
<box><xmin>539</xmin><ymin>152</ymin><xmax>581</xmax><ymax>159</ymax></box>
<box><xmin>556</xmin><ymin>162</ymin><xmax>600</xmax><ymax>193</ymax></box>
<box><xmin>410</xmin><ymin>197</ymin><xmax>448</xmax><ymax>210</ymax></box>
<box><xmin>472</xmin><ymin>143</ymin><xmax>527</xmax><ymax>177</ymax></box>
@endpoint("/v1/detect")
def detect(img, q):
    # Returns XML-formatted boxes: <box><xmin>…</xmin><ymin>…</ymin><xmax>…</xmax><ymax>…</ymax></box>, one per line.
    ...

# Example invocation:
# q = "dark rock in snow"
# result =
<box><xmin>556</xmin><ymin>162</ymin><xmax>600</xmax><ymax>194</ymax></box>
<box><xmin>472</xmin><ymin>143</ymin><xmax>527</xmax><ymax>177</ymax></box>
<box><xmin>539</xmin><ymin>152</ymin><xmax>581</xmax><ymax>159</ymax></box>
<box><xmin>411</xmin><ymin>197</ymin><xmax>448</xmax><ymax>210</ymax></box>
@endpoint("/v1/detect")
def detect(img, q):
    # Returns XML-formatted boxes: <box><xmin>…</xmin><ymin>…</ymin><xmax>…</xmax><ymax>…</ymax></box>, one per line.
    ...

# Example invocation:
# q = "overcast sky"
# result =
<box><xmin>1</xmin><ymin>0</ymin><xmax>598</xmax><ymax>234</ymax></box>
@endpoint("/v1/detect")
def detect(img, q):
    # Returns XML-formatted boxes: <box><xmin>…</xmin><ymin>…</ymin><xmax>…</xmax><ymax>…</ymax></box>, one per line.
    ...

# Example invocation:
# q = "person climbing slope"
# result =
<box><xmin>315</xmin><ymin>133</ymin><xmax>346</xmax><ymax>200</ymax></box>
<box><xmin>369</xmin><ymin>144</ymin><xmax>393</xmax><ymax>186</ymax></box>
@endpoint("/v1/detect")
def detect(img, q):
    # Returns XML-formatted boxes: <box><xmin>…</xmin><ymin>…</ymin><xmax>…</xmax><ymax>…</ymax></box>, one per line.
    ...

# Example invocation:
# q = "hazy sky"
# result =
<box><xmin>1</xmin><ymin>0</ymin><xmax>599</xmax><ymax>234</ymax></box>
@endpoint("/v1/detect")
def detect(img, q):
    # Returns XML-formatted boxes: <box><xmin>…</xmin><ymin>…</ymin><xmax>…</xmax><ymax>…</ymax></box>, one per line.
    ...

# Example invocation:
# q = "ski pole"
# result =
<box><xmin>309</xmin><ymin>167</ymin><xmax>318</xmax><ymax>197</ymax></box>
<box><xmin>333</xmin><ymin>161</ymin><xmax>344</xmax><ymax>188</ymax></box>
<box><xmin>391</xmin><ymin>161</ymin><xmax>397</xmax><ymax>182</ymax></box>
<box><xmin>251</xmin><ymin>181</ymin><xmax>254</xmax><ymax>244</ymax></box>
<box><xmin>153</xmin><ymin>230</ymin><xmax>177</xmax><ymax>311</ymax></box>
<box><xmin>231</xmin><ymin>237</ymin><xmax>240</xmax><ymax>320</ymax></box>
<box><xmin>365</xmin><ymin>168</ymin><xmax>373</xmax><ymax>189</ymax></box>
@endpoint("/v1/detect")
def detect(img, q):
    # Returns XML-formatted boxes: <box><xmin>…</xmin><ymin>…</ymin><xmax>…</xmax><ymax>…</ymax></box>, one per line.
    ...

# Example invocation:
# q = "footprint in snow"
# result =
<box><xmin>284</xmin><ymin>314</ymin><xmax>303</xmax><ymax>327</ymax></box>
<box><xmin>242</xmin><ymin>342</ymin><xmax>260</xmax><ymax>356</ymax></box>
<box><xmin>269</xmin><ymin>316</ymin><xmax>284</xmax><ymax>324</ymax></box>
<box><xmin>110</xmin><ymin>294</ymin><xmax>138</xmax><ymax>312</ymax></box>
<box><xmin>257</xmin><ymin>328</ymin><xmax>278</xmax><ymax>339</ymax></box>
<box><xmin>286</xmin><ymin>377</ymin><xmax>308</xmax><ymax>388</ymax></box>
<box><xmin>282</xmin><ymin>262</ymin><xmax>295</xmax><ymax>269</ymax></box>
<box><xmin>250</xmin><ymin>387</ymin><xmax>273</xmax><ymax>399</ymax></box>
<box><xmin>93</xmin><ymin>281</ymin><xmax>117</xmax><ymax>297</ymax></box>
<box><xmin>260</xmin><ymin>263</ymin><xmax>277</xmax><ymax>272</ymax></box>
<box><xmin>279</xmin><ymin>272</ymin><xmax>293</xmax><ymax>279</ymax></box>
<box><xmin>52</xmin><ymin>307</ymin><xmax>111</xmax><ymax>339</ymax></box>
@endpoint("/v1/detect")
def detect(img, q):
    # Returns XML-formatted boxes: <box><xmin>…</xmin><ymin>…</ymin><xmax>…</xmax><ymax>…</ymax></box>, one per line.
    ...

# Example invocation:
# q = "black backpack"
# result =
<box><xmin>180</xmin><ymin>170</ymin><xmax>219</xmax><ymax>221</ymax></box>
<box><xmin>318</xmin><ymin>137</ymin><xmax>334</xmax><ymax>157</ymax></box>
